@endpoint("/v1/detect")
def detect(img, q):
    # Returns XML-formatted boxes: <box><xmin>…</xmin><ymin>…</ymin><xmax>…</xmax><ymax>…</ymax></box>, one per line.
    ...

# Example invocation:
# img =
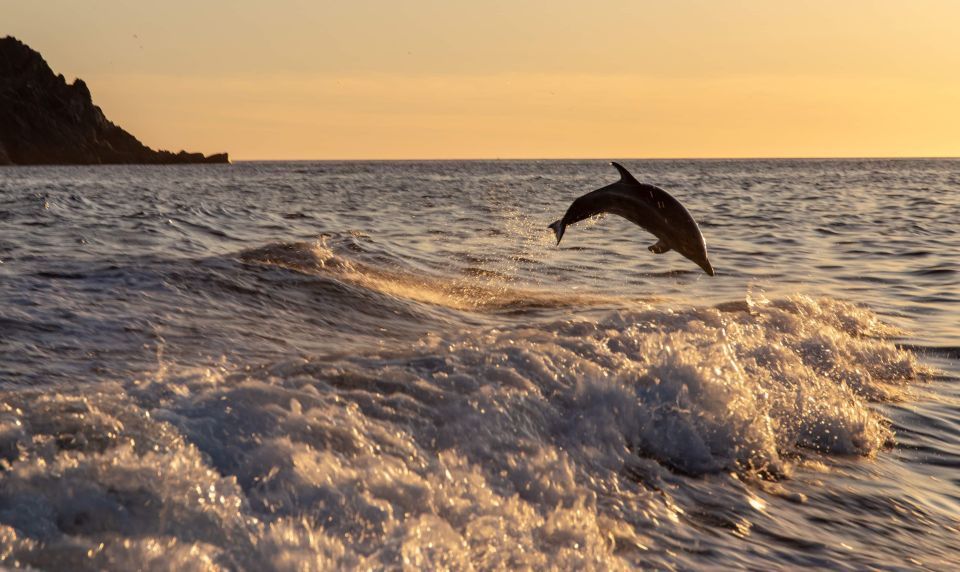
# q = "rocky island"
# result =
<box><xmin>0</xmin><ymin>36</ymin><xmax>228</xmax><ymax>166</ymax></box>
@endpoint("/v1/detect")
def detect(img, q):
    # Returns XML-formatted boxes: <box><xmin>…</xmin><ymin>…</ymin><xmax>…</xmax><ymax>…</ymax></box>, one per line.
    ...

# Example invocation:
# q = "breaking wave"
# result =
<box><xmin>240</xmin><ymin>237</ymin><xmax>640</xmax><ymax>313</ymax></box>
<box><xmin>0</xmin><ymin>292</ymin><xmax>927</xmax><ymax>569</ymax></box>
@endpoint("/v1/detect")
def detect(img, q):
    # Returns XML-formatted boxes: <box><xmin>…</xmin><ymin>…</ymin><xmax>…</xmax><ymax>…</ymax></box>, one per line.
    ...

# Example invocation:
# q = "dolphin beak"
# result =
<box><xmin>699</xmin><ymin>258</ymin><xmax>715</xmax><ymax>276</ymax></box>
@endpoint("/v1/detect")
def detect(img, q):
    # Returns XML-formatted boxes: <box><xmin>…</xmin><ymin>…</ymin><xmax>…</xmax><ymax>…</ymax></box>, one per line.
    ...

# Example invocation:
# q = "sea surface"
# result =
<box><xmin>0</xmin><ymin>159</ymin><xmax>958</xmax><ymax>570</ymax></box>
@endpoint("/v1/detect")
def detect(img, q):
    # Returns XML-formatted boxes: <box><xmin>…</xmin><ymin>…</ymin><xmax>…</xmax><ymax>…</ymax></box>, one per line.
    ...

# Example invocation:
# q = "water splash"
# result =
<box><xmin>0</xmin><ymin>294</ymin><xmax>930</xmax><ymax>569</ymax></box>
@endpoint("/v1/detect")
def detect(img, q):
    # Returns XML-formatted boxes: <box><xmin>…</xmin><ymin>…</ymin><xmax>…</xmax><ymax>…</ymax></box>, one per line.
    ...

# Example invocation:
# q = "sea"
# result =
<box><xmin>0</xmin><ymin>159</ymin><xmax>958</xmax><ymax>570</ymax></box>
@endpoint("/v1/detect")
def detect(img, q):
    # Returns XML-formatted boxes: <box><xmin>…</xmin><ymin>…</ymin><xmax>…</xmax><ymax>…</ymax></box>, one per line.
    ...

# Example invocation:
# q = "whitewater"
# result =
<box><xmin>1</xmin><ymin>159</ymin><xmax>958</xmax><ymax>570</ymax></box>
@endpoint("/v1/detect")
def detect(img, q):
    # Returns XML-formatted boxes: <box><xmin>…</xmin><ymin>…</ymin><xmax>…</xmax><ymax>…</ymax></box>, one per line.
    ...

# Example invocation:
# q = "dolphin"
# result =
<box><xmin>548</xmin><ymin>162</ymin><xmax>715</xmax><ymax>276</ymax></box>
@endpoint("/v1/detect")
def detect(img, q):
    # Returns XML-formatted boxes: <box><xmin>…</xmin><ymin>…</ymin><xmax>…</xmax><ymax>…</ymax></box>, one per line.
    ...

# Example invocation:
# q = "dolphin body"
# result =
<box><xmin>548</xmin><ymin>162</ymin><xmax>715</xmax><ymax>276</ymax></box>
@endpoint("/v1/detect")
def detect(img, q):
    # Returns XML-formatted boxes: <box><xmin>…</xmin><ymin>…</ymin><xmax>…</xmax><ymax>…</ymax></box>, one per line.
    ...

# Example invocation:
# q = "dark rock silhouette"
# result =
<box><xmin>0</xmin><ymin>36</ymin><xmax>228</xmax><ymax>166</ymax></box>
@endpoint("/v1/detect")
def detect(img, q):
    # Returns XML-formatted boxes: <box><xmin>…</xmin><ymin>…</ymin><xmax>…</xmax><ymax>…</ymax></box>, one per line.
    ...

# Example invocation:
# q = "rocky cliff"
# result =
<box><xmin>0</xmin><ymin>36</ymin><xmax>228</xmax><ymax>165</ymax></box>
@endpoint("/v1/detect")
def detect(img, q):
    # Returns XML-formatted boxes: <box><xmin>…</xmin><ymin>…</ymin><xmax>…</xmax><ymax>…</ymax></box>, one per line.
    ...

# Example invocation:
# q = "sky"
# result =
<box><xmin>5</xmin><ymin>1</ymin><xmax>960</xmax><ymax>160</ymax></box>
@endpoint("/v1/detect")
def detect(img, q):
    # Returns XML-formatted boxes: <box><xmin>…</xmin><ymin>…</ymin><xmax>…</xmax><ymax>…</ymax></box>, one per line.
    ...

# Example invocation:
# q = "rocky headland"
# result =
<box><xmin>0</xmin><ymin>36</ymin><xmax>228</xmax><ymax>166</ymax></box>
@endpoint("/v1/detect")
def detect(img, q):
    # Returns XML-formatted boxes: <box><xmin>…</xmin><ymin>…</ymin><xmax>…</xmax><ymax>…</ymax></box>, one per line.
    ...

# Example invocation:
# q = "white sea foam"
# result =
<box><xmin>0</xmin><ymin>294</ymin><xmax>927</xmax><ymax>569</ymax></box>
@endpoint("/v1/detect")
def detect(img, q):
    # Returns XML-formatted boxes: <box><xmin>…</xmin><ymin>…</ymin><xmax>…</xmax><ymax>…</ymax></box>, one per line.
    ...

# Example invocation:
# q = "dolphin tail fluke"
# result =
<box><xmin>548</xmin><ymin>220</ymin><xmax>565</xmax><ymax>245</ymax></box>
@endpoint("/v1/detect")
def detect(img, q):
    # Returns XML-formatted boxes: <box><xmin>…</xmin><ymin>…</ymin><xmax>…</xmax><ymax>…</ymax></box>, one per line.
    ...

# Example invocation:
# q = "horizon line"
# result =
<box><xmin>230</xmin><ymin>155</ymin><xmax>960</xmax><ymax>162</ymax></box>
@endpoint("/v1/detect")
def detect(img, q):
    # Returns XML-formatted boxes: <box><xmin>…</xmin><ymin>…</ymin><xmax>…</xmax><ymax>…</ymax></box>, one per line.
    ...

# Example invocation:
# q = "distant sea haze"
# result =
<box><xmin>0</xmin><ymin>159</ymin><xmax>958</xmax><ymax>569</ymax></box>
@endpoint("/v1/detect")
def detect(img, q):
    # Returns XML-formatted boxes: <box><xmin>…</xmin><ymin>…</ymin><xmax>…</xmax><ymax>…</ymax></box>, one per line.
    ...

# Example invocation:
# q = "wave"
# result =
<box><xmin>239</xmin><ymin>237</ymin><xmax>641</xmax><ymax>313</ymax></box>
<box><xmin>0</xmin><ymin>293</ymin><xmax>930</xmax><ymax>569</ymax></box>
<box><xmin>896</xmin><ymin>344</ymin><xmax>960</xmax><ymax>360</ymax></box>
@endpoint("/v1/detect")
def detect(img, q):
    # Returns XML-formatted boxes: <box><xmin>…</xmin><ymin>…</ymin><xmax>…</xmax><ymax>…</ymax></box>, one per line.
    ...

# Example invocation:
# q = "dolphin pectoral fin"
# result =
<box><xmin>648</xmin><ymin>239</ymin><xmax>671</xmax><ymax>254</ymax></box>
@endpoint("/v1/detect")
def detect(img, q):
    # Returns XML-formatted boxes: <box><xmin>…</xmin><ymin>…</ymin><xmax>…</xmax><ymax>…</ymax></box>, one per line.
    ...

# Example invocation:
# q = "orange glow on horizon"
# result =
<box><xmin>5</xmin><ymin>1</ymin><xmax>960</xmax><ymax>160</ymax></box>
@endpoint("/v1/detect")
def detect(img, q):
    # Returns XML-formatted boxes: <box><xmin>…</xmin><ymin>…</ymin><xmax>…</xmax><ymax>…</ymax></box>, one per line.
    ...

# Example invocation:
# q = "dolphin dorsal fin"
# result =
<box><xmin>610</xmin><ymin>162</ymin><xmax>639</xmax><ymax>184</ymax></box>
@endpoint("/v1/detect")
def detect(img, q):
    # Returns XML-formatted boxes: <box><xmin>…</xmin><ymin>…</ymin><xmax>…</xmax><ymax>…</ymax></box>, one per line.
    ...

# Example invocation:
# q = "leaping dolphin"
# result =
<box><xmin>548</xmin><ymin>162</ymin><xmax>715</xmax><ymax>276</ymax></box>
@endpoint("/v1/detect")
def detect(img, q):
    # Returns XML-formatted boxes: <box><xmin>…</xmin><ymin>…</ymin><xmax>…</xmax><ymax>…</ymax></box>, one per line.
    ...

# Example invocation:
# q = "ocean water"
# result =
<box><xmin>0</xmin><ymin>159</ymin><xmax>958</xmax><ymax>570</ymax></box>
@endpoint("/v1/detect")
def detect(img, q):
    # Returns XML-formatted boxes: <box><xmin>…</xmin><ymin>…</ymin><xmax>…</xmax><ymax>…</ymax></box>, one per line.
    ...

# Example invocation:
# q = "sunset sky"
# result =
<box><xmin>6</xmin><ymin>1</ymin><xmax>960</xmax><ymax>160</ymax></box>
